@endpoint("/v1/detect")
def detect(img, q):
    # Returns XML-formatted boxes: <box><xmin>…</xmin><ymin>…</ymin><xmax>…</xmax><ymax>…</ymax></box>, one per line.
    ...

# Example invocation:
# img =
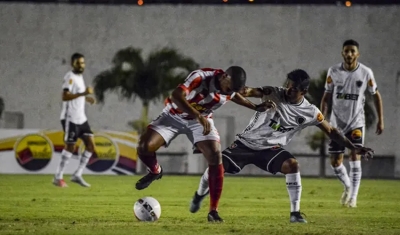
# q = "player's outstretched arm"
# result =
<box><xmin>317</xmin><ymin>120</ymin><xmax>374</xmax><ymax>159</ymax></box>
<box><xmin>231</xmin><ymin>93</ymin><xmax>275</xmax><ymax>112</ymax></box>
<box><xmin>373</xmin><ymin>90</ymin><xmax>384</xmax><ymax>135</ymax></box>
<box><xmin>239</xmin><ymin>87</ymin><xmax>263</xmax><ymax>98</ymax></box>
<box><xmin>62</xmin><ymin>87</ymin><xmax>92</xmax><ymax>101</ymax></box>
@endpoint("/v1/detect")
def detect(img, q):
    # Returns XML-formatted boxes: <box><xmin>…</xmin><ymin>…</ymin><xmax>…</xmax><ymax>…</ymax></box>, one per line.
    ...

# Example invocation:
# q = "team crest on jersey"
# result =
<box><xmin>356</xmin><ymin>81</ymin><xmax>363</xmax><ymax>87</ymax></box>
<box><xmin>69</xmin><ymin>79</ymin><xmax>73</xmax><ymax>85</ymax></box>
<box><xmin>295</xmin><ymin>116</ymin><xmax>305</xmax><ymax>125</ymax></box>
<box><xmin>190</xmin><ymin>102</ymin><xmax>206</xmax><ymax>112</ymax></box>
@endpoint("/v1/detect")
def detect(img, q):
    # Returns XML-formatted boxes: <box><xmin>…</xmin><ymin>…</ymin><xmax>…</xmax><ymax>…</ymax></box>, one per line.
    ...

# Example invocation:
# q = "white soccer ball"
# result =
<box><xmin>133</xmin><ymin>197</ymin><xmax>161</xmax><ymax>222</ymax></box>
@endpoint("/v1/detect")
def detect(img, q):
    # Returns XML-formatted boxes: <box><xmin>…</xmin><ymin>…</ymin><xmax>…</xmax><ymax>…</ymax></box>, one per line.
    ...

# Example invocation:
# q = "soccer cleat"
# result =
<box><xmin>53</xmin><ymin>178</ymin><xmax>68</xmax><ymax>188</ymax></box>
<box><xmin>71</xmin><ymin>175</ymin><xmax>91</xmax><ymax>187</ymax></box>
<box><xmin>207</xmin><ymin>210</ymin><xmax>224</xmax><ymax>222</ymax></box>
<box><xmin>290</xmin><ymin>211</ymin><xmax>307</xmax><ymax>223</ymax></box>
<box><xmin>347</xmin><ymin>198</ymin><xmax>357</xmax><ymax>208</ymax></box>
<box><xmin>340</xmin><ymin>188</ymin><xmax>350</xmax><ymax>206</ymax></box>
<box><xmin>190</xmin><ymin>191</ymin><xmax>209</xmax><ymax>213</ymax></box>
<box><xmin>135</xmin><ymin>168</ymin><xmax>163</xmax><ymax>190</ymax></box>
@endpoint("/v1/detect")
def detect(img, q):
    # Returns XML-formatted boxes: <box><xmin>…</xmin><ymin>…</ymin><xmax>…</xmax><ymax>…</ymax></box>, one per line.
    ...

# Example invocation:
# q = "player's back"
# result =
<box><xmin>163</xmin><ymin>68</ymin><xmax>234</xmax><ymax>119</ymax></box>
<box><xmin>60</xmin><ymin>71</ymin><xmax>87</xmax><ymax>124</ymax></box>
<box><xmin>326</xmin><ymin>62</ymin><xmax>377</xmax><ymax>132</ymax></box>
<box><xmin>237</xmin><ymin>87</ymin><xmax>323</xmax><ymax>150</ymax></box>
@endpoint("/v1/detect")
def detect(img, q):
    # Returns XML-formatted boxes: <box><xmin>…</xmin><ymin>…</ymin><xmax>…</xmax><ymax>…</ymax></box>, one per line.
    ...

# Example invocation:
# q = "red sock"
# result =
<box><xmin>208</xmin><ymin>164</ymin><xmax>224</xmax><ymax>212</ymax></box>
<box><xmin>138</xmin><ymin>152</ymin><xmax>160</xmax><ymax>174</ymax></box>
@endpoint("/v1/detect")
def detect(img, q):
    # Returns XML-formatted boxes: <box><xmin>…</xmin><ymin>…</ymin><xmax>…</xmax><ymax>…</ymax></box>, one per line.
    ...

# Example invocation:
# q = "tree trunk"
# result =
<box><xmin>319</xmin><ymin>135</ymin><xmax>327</xmax><ymax>177</ymax></box>
<box><xmin>141</xmin><ymin>101</ymin><xmax>149</xmax><ymax>122</ymax></box>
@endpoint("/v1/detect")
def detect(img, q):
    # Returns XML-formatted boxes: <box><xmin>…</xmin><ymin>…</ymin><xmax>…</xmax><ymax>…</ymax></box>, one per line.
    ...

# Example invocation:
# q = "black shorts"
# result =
<box><xmin>61</xmin><ymin>120</ymin><xmax>93</xmax><ymax>143</ymax></box>
<box><xmin>222</xmin><ymin>140</ymin><xmax>295</xmax><ymax>175</ymax></box>
<box><xmin>328</xmin><ymin>127</ymin><xmax>364</xmax><ymax>154</ymax></box>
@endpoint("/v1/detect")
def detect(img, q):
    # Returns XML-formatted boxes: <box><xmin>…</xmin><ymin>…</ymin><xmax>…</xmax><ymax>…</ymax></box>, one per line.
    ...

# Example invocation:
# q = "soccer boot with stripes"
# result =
<box><xmin>340</xmin><ymin>188</ymin><xmax>350</xmax><ymax>206</ymax></box>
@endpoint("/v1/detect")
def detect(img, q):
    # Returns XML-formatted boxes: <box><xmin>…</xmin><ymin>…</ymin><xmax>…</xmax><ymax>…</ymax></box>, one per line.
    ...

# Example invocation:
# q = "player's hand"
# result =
<box><xmin>85</xmin><ymin>96</ymin><xmax>96</xmax><ymax>105</ymax></box>
<box><xmin>355</xmin><ymin>147</ymin><xmax>374</xmax><ymax>161</ymax></box>
<box><xmin>196</xmin><ymin>115</ymin><xmax>211</xmax><ymax>135</ymax></box>
<box><xmin>85</xmin><ymin>87</ymin><xmax>94</xmax><ymax>95</ymax></box>
<box><xmin>376</xmin><ymin>120</ymin><xmax>384</xmax><ymax>135</ymax></box>
<box><xmin>256</xmin><ymin>100</ymin><xmax>276</xmax><ymax>112</ymax></box>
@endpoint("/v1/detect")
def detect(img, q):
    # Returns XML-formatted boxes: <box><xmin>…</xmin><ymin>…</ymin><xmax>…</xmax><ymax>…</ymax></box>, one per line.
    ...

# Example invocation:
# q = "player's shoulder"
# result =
<box><xmin>328</xmin><ymin>63</ymin><xmax>343</xmax><ymax>74</ymax></box>
<box><xmin>300</xmin><ymin>98</ymin><xmax>321</xmax><ymax>116</ymax></box>
<box><xmin>358</xmin><ymin>62</ymin><xmax>373</xmax><ymax>74</ymax></box>
<box><xmin>188</xmin><ymin>68</ymin><xmax>223</xmax><ymax>80</ymax></box>
<box><xmin>64</xmin><ymin>70</ymin><xmax>80</xmax><ymax>80</ymax></box>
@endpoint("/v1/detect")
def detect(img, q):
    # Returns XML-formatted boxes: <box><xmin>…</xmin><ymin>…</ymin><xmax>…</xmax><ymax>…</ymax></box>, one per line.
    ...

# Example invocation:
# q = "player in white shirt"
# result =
<box><xmin>321</xmin><ymin>40</ymin><xmax>384</xmax><ymax>207</ymax></box>
<box><xmin>189</xmin><ymin>69</ymin><xmax>374</xmax><ymax>223</ymax></box>
<box><xmin>53</xmin><ymin>53</ymin><xmax>97</xmax><ymax>188</ymax></box>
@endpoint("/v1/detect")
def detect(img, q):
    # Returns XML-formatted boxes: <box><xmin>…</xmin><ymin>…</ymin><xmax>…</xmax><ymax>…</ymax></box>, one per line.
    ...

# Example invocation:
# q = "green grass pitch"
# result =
<box><xmin>0</xmin><ymin>175</ymin><xmax>400</xmax><ymax>235</ymax></box>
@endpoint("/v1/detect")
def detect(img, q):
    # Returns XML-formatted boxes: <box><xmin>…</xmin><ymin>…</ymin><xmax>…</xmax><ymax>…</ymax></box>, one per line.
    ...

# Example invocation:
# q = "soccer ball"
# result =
<box><xmin>133</xmin><ymin>197</ymin><xmax>161</xmax><ymax>222</ymax></box>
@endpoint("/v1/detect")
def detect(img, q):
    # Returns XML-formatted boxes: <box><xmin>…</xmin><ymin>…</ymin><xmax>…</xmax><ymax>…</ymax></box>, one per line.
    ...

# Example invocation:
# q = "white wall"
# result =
<box><xmin>0</xmin><ymin>3</ymin><xmax>399</xmax><ymax>175</ymax></box>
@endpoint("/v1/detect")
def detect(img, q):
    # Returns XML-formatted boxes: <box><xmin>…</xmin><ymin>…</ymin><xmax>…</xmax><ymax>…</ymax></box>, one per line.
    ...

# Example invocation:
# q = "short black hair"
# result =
<box><xmin>287</xmin><ymin>69</ymin><xmax>310</xmax><ymax>91</ymax></box>
<box><xmin>225</xmin><ymin>66</ymin><xmax>246</xmax><ymax>92</ymax></box>
<box><xmin>343</xmin><ymin>39</ymin><xmax>359</xmax><ymax>49</ymax></box>
<box><xmin>71</xmin><ymin>53</ymin><xmax>84</xmax><ymax>64</ymax></box>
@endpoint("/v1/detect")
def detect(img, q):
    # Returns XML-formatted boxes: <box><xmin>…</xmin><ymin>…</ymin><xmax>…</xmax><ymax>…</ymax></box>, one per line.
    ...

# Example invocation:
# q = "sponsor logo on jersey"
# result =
<box><xmin>368</xmin><ymin>79</ymin><xmax>374</xmax><ymax>87</ymax></box>
<box><xmin>317</xmin><ymin>113</ymin><xmax>324</xmax><ymax>122</ymax></box>
<box><xmin>351</xmin><ymin>129</ymin><xmax>362</xmax><ymax>140</ymax></box>
<box><xmin>268</xmin><ymin>119</ymin><xmax>294</xmax><ymax>133</ymax></box>
<box><xmin>190</xmin><ymin>102</ymin><xmax>207</xmax><ymax>112</ymax></box>
<box><xmin>326</xmin><ymin>76</ymin><xmax>333</xmax><ymax>84</ymax></box>
<box><xmin>336</xmin><ymin>93</ymin><xmax>359</xmax><ymax>100</ymax></box>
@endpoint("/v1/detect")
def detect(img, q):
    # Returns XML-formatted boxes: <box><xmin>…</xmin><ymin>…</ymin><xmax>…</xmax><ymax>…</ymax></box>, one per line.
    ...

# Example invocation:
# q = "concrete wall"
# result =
<box><xmin>1</xmin><ymin>3</ymin><xmax>399</xmax><ymax>175</ymax></box>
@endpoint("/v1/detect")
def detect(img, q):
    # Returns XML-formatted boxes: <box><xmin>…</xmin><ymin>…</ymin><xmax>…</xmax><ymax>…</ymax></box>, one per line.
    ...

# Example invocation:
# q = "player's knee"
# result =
<box><xmin>205</xmin><ymin>149</ymin><xmax>222</xmax><ymax>166</ymax></box>
<box><xmin>65</xmin><ymin>144</ymin><xmax>75</xmax><ymax>153</ymax></box>
<box><xmin>330</xmin><ymin>154</ymin><xmax>343</xmax><ymax>167</ymax></box>
<box><xmin>281</xmin><ymin>158</ymin><xmax>299</xmax><ymax>174</ymax></box>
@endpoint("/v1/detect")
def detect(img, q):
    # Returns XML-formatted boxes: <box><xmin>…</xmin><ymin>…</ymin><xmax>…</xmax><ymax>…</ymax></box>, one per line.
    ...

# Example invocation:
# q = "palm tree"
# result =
<box><xmin>305</xmin><ymin>70</ymin><xmax>376</xmax><ymax>177</ymax></box>
<box><xmin>0</xmin><ymin>97</ymin><xmax>4</xmax><ymax>119</ymax></box>
<box><xmin>93</xmin><ymin>47</ymin><xmax>199</xmax><ymax>133</ymax></box>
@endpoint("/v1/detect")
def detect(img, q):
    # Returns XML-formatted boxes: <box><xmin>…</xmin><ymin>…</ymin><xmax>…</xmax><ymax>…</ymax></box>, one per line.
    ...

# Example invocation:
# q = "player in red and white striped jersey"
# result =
<box><xmin>135</xmin><ymin>66</ymin><xmax>270</xmax><ymax>222</ymax></box>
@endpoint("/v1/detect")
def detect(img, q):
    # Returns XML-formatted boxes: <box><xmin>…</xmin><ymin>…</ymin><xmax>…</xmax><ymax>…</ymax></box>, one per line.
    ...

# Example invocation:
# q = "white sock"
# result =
<box><xmin>55</xmin><ymin>149</ymin><xmax>72</xmax><ymax>180</ymax></box>
<box><xmin>331</xmin><ymin>163</ymin><xmax>351</xmax><ymax>190</ymax></box>
<box><xmin>349</xmin><ymin>160</ymin><xmax>362</xmax><ymax>199</ymax></box>
<box><xmin>74</xmin><ymin>151</ymin><xmax>92</xmax><ymax>177</ymax></box>
<box><xmin>197</xmin><ymin>168</ymin><xmax>209</xmax><ymax>196</ymax></box>
<box><xmin>286</xmin><ymin>172</ymin><xmax>302</xmax><ymax>212</ymax></box>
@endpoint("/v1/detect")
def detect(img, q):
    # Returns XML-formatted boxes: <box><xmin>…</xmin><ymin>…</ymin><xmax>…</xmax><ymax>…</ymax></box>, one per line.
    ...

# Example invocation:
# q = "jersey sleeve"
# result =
<box><xmin>308</xmin><ymin>106</ymin><xmax>325</xmax><ymax>126</ymax></box>
<box><xmin>62</xmin><ymin>74</ymin><xmax>74</xmax><ymax>91</ymax></box>
<box><xmin>366</xmin><ymin>69</ymin><xmax>378</xmax><ymax>95</ymax></box>
<box><xmin>324</xmin><ymin>68</ymin><xmax>334</xmax><ymax>93</ymax></box>
<box><xmin>178</xmin><ymin>71</ymin><xmax>204</xmax><ymax>95</ymax></box>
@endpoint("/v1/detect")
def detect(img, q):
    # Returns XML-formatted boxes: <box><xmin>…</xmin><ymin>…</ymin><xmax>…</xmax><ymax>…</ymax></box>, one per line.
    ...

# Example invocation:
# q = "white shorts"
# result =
<box><xmin>148</xmin><ymin>112</ymin><xmax>220</xmax><ymax>147</ymax></box>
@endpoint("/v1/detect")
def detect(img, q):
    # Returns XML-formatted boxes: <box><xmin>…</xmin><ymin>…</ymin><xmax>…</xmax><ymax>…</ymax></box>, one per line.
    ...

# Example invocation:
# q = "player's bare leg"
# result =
<box><xmin>53</xmin><ymin>143</ymin><xmax>75</xmax><ymax>187</ymax></box>
<box><xmin>347</xmin><ymin>150</ymin><xmax>362</xmax><ymax>208</ymax></box>
<box><xmin>196</xmin><ymin>140</ymin><xmax>224</xmax><ymax>222</ymax></box>
<box><xmin>281</xmin><ymin>158</ymin><xmax>306</xmax><ymax>223</ymax></box>
<box><xmin>330</xmin><ymin>153</ymin><xmax>351</xmax><ymax>205</ymax></box>
<box><xmin>70</xmin><ymin>135</ymin><xmax>94</xmax><ymax>187</ymax></box>
<box><xmin>135</xmin><ymin>129</ymin><xmax>165</xmax><ymax>190</ymax></box>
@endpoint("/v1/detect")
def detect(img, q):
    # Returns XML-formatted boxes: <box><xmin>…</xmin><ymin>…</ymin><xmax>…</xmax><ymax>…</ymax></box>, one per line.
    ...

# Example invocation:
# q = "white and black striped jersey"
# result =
<box><xmin>325</xmin><ymin>62</ymin><xmax>378</xmax><ymax>133</ymax></box>
<box><xmin>236</xmin><ymin>87</ymin><xmax>324</xmax><ymax>150</ymax></box>
<box><xmin>60</xmin><ymin>71</ymin><xmax>87</xmax><ymax>124</ymax></box>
